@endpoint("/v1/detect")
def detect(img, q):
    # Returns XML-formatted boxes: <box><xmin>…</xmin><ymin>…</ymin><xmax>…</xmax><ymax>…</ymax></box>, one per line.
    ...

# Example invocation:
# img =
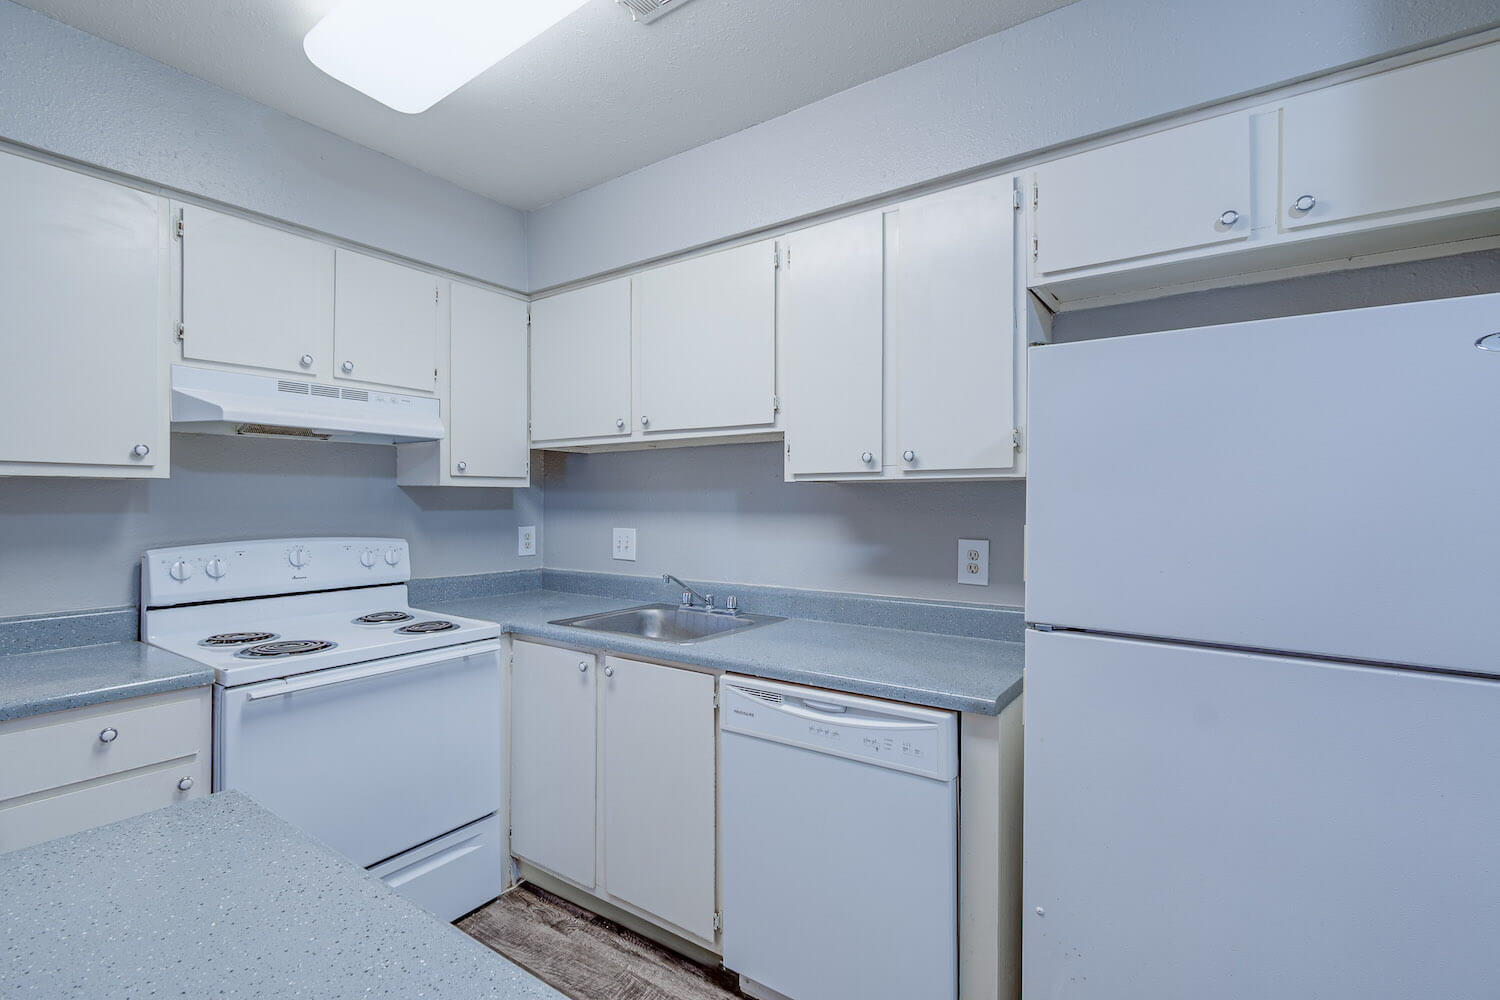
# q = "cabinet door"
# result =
<box><xmin>449</xmin><ymin>283</ymin><xmax>529</xmax><ymax>480</ymax></box>
<box><xmin>510</xmin><ymin>642</ymin><xmax>597</xmax><ymax>888</ymax></box>
<box><xmin>1281</xmin><ymin>42</ymin><xmax>1500</xmax><ymax>233</ymax></box>
<box><xmin>601</xmin><ymin>656</ymin><xmax>717</xmax><ymax>941</ymax></box>
<box><xmin>1032</xmin><ymin>112</ymin><xmax>1251</xmax><ymax>276</ymax></box>
<box><xmin>529</xmin><ymin>279</ymin><xmax>632</xmax><ymax>442</ymax></box>
<box><xmin>782</xmin><ymin>212</ymin><xmax>885</xmax><ymax>477</ymax></box>
<box><xmin>889</xmin><ymin>176</ymin><xmax>1017</xmax><ymax>474</ymax></box>
<box><xmin>634</xmin><ymin>240</ymin><xmax>777</xmax><ymax>434</ymax></box>
<box><xmin>0</xmin><ymin>152</ymin><xmax>165</xmax><ymax>474</ymax></box>
<box><xmin>180</xmin><ymin>204</ymin><xmax>333</xmax><ymax>378</ymax></box>
<box><xmin>333</xmin><ymin>249</ymin><xmax>439</xmax><ymax>393</ymax></box>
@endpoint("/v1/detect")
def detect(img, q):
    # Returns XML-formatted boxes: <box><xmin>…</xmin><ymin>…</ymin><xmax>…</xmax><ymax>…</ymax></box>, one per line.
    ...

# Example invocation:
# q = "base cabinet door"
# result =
<box><xmin>333</xmin><ymin>249</ymin><xmax>439</xmax><ymax>393</ymax></box>
<box><xmin>448</xmin><ymin>283</ymin><xmax>529</xmax><ymax>481</ymax></box>
<box><xmin>601</xmin><ymin>656</ymin><xmax>717</xmax><ymax>942</ymax></box>
<box><xmin>510</xmin><ymin>642</ymin><xmax>598</xmax><ymax>888</ymax></box>
<box><xmin>529</xmin><ymin>279</ymin><xmax>633</xmax><ymax>444</ymax></box>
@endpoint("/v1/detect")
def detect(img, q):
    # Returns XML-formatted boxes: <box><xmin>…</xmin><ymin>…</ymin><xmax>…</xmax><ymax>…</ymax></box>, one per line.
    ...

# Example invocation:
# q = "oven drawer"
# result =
<box><xmin>0</xmin><ymin>688</ymin><xmax>210</xmax><ymax>802</ymax></box>
<box><xmin>215</xmin><ymin>640</ymin><xmax>503</xmax><ymax>868</ymax></box>
<box><xmin>369</xmin><ymin>812</ymin><xmax>504</xmax><ymax>921</ymax></box>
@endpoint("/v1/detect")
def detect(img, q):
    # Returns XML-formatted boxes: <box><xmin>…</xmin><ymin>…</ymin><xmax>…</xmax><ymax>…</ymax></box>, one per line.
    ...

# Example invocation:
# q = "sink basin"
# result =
<box><xmin>549</xmin><ymin>604</ymin><xmax>784</xmax><ymax>645</ymax></box>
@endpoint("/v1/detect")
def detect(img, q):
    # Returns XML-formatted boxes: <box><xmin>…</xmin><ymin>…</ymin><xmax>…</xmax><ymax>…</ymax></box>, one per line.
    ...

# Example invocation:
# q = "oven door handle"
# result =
<box><xmin>244</xmin><ymin>639</ymin><xmax>503</xmax><ymax>701</ymax></box>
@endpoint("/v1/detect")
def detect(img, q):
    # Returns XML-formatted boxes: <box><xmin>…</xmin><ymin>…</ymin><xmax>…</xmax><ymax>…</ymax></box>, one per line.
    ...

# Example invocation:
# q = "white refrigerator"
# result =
<box><xmin>1022</xmin><ymin>291</ymin><xmax>1500</xmax><ymax>999</ymax></box>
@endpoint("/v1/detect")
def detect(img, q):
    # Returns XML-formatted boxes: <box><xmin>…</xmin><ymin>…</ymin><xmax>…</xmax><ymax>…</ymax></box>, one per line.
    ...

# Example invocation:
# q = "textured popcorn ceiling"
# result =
<box><xmin>14</xmin><ymin>0</ymin><xmax>1077</xmax><ymax>209</ymax></box>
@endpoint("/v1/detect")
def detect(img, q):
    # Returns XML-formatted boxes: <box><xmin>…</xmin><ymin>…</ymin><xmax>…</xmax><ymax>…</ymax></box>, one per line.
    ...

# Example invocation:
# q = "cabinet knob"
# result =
<box><xmin>1292</xmin><ymin>194</ymin><xmax>1317</xmax><ymax>214</ymax></box>
<box><xmin>578</xmin><ymin>661</ymin><xmax>589</xmax><ymax>672</ymax></box>
<box><xmin>1218</xmin><ymin>209</ymin><xmax>1240</xmax><ymax>227</ymax></box>
<box><xmin>616</xmin><ymin>418</ymin><xmax>626</xmax><ymax>430</ymax></box>
<box><xmin>640</xmin><ymin>416</ymin><xmax>650</xmax><ymax>428</ymax></box>
<box><xmin>342</xmin><ymin>360</ymin><xmax>355</xmax><ymax>373</ymax></box>
<box><xmin>299</xmin><ymin>354</ymin><xmax>314</xmax><ymax>368</ymax></box>
<box><xmin>456</xmin><ymin>461</ymin><xmax>467</xmax><ymax>472</ymax></box>
<box><xmin>98</xmin><ymin>727</ymin><xmax>118</xmax><ymax>743</ymax></box>
<box><xmin>177</xmin><ymin>776</ymin><xmax>194</xmax><ymax>792</ymax></box>
<box><xmin>603</xmin><ymin>665</ymin><xmax>615</xmax><ymax>678</ymax></box>
<box><xmin>131</xmin><ymin>444</ymin><xmax>150</xmax><ymax>458</ymax></box>
<box><xmin>860</xmin><ymin>451</ymin><xmax>874</xmax><ymax>464</ymax></box>
<box><xmin>902</xmin><ymin>450</ymin><xmax>916</xmax><ymax>463</ymax></box>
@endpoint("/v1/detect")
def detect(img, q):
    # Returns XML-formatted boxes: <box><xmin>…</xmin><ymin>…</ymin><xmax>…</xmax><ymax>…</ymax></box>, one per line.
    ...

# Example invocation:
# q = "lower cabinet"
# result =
<box><xmin>0</xmin><ymin>687</ymin><xmax>211</xmax><ymax>854</ymax></box>
<box><xmin>510</xmin><ymin>641</ymin><xmax>718</xmax><ymax>945</ymax></box>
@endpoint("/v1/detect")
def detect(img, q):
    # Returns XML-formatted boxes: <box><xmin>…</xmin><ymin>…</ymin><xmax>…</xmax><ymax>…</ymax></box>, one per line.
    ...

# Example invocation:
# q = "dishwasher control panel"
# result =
<box><xmin>719</xmin><ymin>676</ymin><xmax>957</xmax><ymax>781</ymax></box>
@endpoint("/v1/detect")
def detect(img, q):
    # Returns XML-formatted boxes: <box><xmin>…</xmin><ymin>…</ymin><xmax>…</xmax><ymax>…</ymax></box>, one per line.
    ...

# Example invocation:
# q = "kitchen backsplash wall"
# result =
<box><xmin>542</xmin><ymin>442</ymin><xmax>1025</xmax><ymax>608</ymax></box>
<box><xmin>0</xmin><ymin>434</ymin><xmax>542</xmax><ymax>618</ymax></box>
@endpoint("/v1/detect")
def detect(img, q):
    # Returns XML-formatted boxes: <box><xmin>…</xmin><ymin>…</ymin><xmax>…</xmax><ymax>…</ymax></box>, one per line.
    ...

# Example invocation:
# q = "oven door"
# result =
<box><xmin>215</xmin><ymin>640</ymin><xmax>503</xmax><ymax>868</ymax></box>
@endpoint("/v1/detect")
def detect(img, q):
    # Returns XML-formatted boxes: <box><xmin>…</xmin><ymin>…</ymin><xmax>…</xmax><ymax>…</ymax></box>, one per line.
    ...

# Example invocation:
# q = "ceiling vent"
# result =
<box><xmin>616</xmin><ymin>0</ymin><xmax>696</xmax><ymax>24</ymax></box>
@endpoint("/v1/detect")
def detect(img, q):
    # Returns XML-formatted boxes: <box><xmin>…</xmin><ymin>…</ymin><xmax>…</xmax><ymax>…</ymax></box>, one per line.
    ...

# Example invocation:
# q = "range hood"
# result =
<box><xmin>170</xmin><ymin>365</ymin><xmax>444</xmax><ymax>445</ymax></box>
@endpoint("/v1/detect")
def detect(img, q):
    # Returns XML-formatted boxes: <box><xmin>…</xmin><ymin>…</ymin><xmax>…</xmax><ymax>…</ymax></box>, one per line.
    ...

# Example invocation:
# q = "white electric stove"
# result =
<box><xmin>140</xmin><ymin>537</ymin><xmax>505</xmax><ymax>921</ymax></box>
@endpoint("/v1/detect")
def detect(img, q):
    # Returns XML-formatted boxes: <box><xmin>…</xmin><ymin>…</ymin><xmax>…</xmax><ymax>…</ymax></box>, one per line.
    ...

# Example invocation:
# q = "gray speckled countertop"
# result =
<box><xmin>0</xmin><ymin>641</ymin><xmax>213</xmax><ymax>723</ymax></box>
<box><xmin>0</xmin><ymin>791</ymin><xmax>565</xmax><ymax>999</ymax></box>
<box><xmin>428</xmin><ymin>590</ymin><xmax>1024</xmax><ymax>715</ymax></box>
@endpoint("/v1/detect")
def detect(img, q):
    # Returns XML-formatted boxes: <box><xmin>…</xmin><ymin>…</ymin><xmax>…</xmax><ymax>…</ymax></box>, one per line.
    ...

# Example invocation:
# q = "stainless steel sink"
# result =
<box><xmin>549</xmin><ymin>603</ymin><xmax>783</xmax><ymax>645</ymax></box>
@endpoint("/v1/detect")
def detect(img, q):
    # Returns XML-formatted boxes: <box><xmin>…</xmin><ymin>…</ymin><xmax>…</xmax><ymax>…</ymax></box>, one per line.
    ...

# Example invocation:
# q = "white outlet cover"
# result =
<box><xmin>613</xmin><ymin>527</ymin><xmax>637</xmax><ymax>562</ymax></box>
<box><xmin>958</xmin><ymin>538</ymin><xmax>989</xmax><ymax>586</ymax></box>
<box><xmin>518</xmin><ymin>525</ymin><xmax>537</xmax><ymax>557</ymax></box>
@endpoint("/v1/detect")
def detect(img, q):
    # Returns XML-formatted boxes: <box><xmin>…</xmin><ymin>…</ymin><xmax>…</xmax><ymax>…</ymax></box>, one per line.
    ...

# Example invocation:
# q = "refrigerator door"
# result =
<box><xmin>1026</xmin><ymin>291</ymin><xmax>1500</xmax><ymax>674</ymax></box>
<box><xmin>1024</xmin><ymin>628</ymin><xmax>1500</xmax><ymax>1000</ymax></box>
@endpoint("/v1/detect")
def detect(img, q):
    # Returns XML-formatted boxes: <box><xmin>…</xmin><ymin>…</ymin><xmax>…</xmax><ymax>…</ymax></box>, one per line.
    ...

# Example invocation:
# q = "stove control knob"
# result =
<box><xmin>287</xmin><ymin>546</ymin><xmax>310</xmax><ymax>568</ymax></box>
<box><xmin>204</xmin><ymin>558</ymin><xmax>227</xmax><ymax>580</ymax></box>
<box><xmin>384</xmin><ymin>548</ymin><xmax>402</xmax><ymax>567</ymax></box>
<box><xmin>169</xmin><ymin>559</ymin><xmax>193</xmax><ymax>582</ymax></box>
<box><xmin>360</xmin><ymin>549</ymin><xmax>377</xmax><ymax>569</ymax></box>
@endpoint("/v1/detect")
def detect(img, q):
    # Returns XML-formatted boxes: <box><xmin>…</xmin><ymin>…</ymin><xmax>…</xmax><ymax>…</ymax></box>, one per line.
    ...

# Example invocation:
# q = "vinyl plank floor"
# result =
<box><xmin>458</xmin><ymin>884</ymin><xmax>744</xmax><ymax>1000</ymax></box>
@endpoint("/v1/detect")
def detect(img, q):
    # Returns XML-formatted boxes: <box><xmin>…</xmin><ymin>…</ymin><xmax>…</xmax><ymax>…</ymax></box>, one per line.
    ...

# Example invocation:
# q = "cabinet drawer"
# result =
<box><xmin>0</xmin><ymin>689</ymin><xmax>209</xmax><ymax>802</ymax></box>
<box><xmin>0</xmin><ymin>756</ymin><xmax>206</xmax><ymax>854</ymax></box>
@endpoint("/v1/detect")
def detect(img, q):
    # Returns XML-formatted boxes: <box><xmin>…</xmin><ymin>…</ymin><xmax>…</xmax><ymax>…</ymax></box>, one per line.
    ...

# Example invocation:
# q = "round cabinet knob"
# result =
<box><xmin>204</xmin><ymin>558</ymin><xmax>226</xmax><ymax>580</ymax></box>
<box><xmin>360</xmin><ymin>549</ymin><xmax>376</xmax><ymax>568</ymax></box>
<box><xmin>456</xmin><ymin>461</ymin><xmax>468</xmax><ymax>473</ymax></box>
<box><xmin>1292</xmin><ymin>194</ymin><xmax>1317</xmax><ymax>214</ymax></box>
<box><xmin>299</xmin><ymin>354</ymin><xmax>314</xmax><ymax>368</ymax></box>
<box><xmin>616</xmin><ymin>418</ymin><xmax>626</xmax><ymax>430</ymax></box>
<box><xmin>578</xmin><ymin>661</ymin><xmax>589</xmax><ymax>673</ymax></box>
<box><xmin>177</xmin><ymin>776</ymin><xmax>194</xmax><ymax>792</ymax></box>
<box><xmin>1218</xmin><ymin>209</ymin><xmax>1240</xmax><ymax>227</ymax></box>
<box><xmin>603</xmin><ymin>665</ymin><xmax>615</xmax><ymax>678</ymax></box>
<box><xmin>640</xmin><ymin>416</ymin><xmax>650</xmax><ymax>428</ymax></box>
<box><xmin>902</xmin><ymin>450</ymin><xmax>916</xmax><ymax>464</ymax></box>
<box><xmin>341</xmin><ymin>360</ymin><xmax>354</xmax><ymax>373</ymax></box>
<box><xmin>98</xmin><ymin>727</ymin><xmax>118</xmax><ymax>744</ymax></box>
<box><xmin>169</xmin><ymin>559</ymin><xmax>193</xmax><ymax>582</ymax></box>
<box><xmin>287</xmin><ymin>546</ymin><xmax>309</xmax><ymax>568</ymax></box>
<box><xmin>860</xmin><ymin>451</ymin><xmax>874</xmax><ymax>464</ymax></box>
<box><xmin>132</xmin><ymin>443</ymin><xmax>151</xmax><ymax>458</ymax></box>
<box><xmin>384</xmin><ymin>548</ymin><xmax>402</xmax><ymax>566</ymax></box>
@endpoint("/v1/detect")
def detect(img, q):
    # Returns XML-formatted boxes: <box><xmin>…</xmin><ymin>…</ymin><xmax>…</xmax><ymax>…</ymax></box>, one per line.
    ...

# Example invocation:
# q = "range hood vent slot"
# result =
<box><xmin>616</xmin><ymin>0</ymin><xmax>696</xmax><ymax>23</ymax></box>
<box><xmin>236</xmin><ymin>423</ymin><xmax>332</xmax><ymax>440</ymax></box>
<box><xmin>278</xmin><ymin>380</ymin><xmax>310</xmax><ymax>394</ymax></box>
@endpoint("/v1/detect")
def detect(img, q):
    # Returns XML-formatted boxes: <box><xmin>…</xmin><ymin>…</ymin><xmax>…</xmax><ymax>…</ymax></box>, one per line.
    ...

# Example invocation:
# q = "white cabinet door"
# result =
<box><xmin>1032</xmin><ymin>112</ymin><xmax>1252</xmax><ymax>276</ymax></box>
<box><xmin>529</xmin><ymin>279</ymin><xmax>632</xmax><ymax>443</ymax></box>
<box><xmin>889</xmin><ymin>176</ymin><xmax>1018</xmax><ymax>474</ymax></box>
<box><xmin>179</xmin><ymin>204</ymin><xmax>333</xmax><ymax>378</ymax></box>
<box><xmin>0</xmin><ymin>151</ymin><xmax>166</xmax><ymax>475</ymax></box>
<box><xmin>782</xmin><ymin>212</ymin><xmax>885</xmax><ymax>477</ymax></box>
<box><xmin>449</xmin><ymin>283</ymin><xmax>529</xmax><ymax>480</ymax></box>
<box><xmin>510</xmin><ymin>642</ymin><xmax>598</xmax><ymax>889</ymax></box>
<box><xmin>1281</xmin><ymin>41</ymin><xmax>1500</xmax><ymax>233</ymax></box>
<box><xmin>601</xmin><ymin>656</ymin><xmax>717</xmax><ymax>941</ymax></box>
<box><xmin>634</xmin><ymin>240</ymin><xmax>777</xmax><ymax>434</ymax></box>
<box><xmin>333</xmin><ymin>249</ymin><xmax>439</xmax><ymax>393</ymax></box>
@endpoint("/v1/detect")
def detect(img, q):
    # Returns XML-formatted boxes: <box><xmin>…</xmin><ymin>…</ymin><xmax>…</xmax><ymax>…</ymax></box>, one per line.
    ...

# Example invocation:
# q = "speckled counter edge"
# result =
<box><xmin>0</xmin><ymin>607</ymin><xmax>137</xmax><ymax>657</ymax></box>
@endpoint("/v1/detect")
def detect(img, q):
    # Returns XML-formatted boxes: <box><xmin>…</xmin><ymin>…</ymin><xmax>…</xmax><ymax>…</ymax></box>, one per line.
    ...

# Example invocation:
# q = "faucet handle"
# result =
<box><xmin>681</xmin><ymin>590</ymin><xmax>693</xmax><ymax>607</ymax></box>
<box><xmin>726</xmin><ymin>595</ymin><xmax>738</xmax><ymax>614</ymax></box>
<box><xmin>704</xmin><ymin>593</ymin><xmax>715</xmax><ymax>610</ymax></box>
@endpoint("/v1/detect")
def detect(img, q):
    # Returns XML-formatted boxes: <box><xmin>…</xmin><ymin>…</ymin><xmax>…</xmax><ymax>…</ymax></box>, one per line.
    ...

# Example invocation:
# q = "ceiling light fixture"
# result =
<box><xmin>304</xmin><ymin>0</ymin><xmax>591</xmax><ymax>115</ymax></box>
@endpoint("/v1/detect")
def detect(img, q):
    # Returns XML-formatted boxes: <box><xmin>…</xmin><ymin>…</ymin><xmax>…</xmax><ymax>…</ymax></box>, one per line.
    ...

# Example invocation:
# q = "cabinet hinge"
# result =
<box><xmin>712</xmin><ymin>911</ymin><xmax>723</xmax><ymax>933</ymax></box>
<box><xmin>175</xmin><ymin>322</ymin><xmax>185</xmax><ymax>341</ymax></box>
<box><xmin>1032</xmin><ymin>183</ymin><xmax>1039</xmax><ymax>210</ymax></box>
<box><xmin>1012</xmin><ymin>188</ymin><xmax>1022</xmax><ymax>211</ymax></box>
<box><xmin>174</xmin><ymin>214</ymin><xmax>184</xmax><ymax>239</ymax></box>
<box><xmin>1031</xmin><ymin>236</ymin><xmax>1039</xmax><ymax>263</ymax></box>
<box><xmin>772</xmin><ymin>394</ymin><xmax>780</xmax><ymax>414</ymax></box>
<box><xmin>434</xmin><ymin>367</ymin><xmax>439</xmax><ymax>381</ymax></box>
<box><xmin>1012</xmin><ymin>427</ymin><xmax>1022</xmax><ymax>450</ymax></box>
<box><xmin>434</xmin><ymin>287</ymin><xmax>440</xmax><ymax>303</ymax></box>
<box><xmin>773</xmin><ymin>245</ymin><xmax>781</xmax><ymax>270</ymax></box>
<box><xmin>713</xmin><ymin>689</ymin><xmax>720</xmax><ymax>708</ymax></box>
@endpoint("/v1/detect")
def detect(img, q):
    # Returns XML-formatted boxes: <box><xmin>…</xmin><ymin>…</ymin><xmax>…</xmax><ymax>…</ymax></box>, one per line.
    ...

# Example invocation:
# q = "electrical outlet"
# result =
<box><xmin>613</xmin><ymin>527</ymin><xmax>637</xmax><ymax>562</ymax></box>
<box><xmin>517</xmin><ymin>525</ymin><xmax>537</xmax><ymax>557</ymax></box>
<box><xmin>958</xmin><ymin>538</ymin><xmax>989</xmax><ymax>586</ymax></box>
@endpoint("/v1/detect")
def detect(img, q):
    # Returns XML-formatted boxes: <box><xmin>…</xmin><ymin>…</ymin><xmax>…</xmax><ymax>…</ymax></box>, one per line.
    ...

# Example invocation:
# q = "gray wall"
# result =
<box><xmin>526</xmin><ymin>0</ymin><xmax>1500</xmax><ymax>289</ymax></box>
<box><xmin>0</xmin><ymin>0</ymin><xmax>528</xmax><ymax>289</ymax></box>
<box><xmin>0</xmin><ymin>435</ymin><xmax>542</xmax><ymax>618</ymax></box>
<box><xmin>542</xmin><ymin>443</ymin><xmax>1026</xmax><ymax>608</ymax></box>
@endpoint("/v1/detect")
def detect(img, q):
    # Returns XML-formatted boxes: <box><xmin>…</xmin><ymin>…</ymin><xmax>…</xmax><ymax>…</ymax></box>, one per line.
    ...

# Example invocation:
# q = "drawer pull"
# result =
<box><xmin>177</xmin><ymin>776</ymin><xmax>194</xmax><ymax>791</ymax></box>
<box><xmin>98</xmin><ymin>727</ymin><xmax>118</xmax><ymax>744</ymax></box>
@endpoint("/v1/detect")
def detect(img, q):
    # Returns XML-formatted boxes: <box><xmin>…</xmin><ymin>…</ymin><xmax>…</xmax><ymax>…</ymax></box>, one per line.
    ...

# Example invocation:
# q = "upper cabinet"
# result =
<box><xmin>1279</xmin><ymin>41</ymin><xmax>1500</xmax><ymax>234</ymax></box>
<box><xmin>1031</xmin><ymin>112</ymin><xmax>1252</xmax><ymax>279</ymax></box>
<box><xmin>0</xmin><ymin>151</ymin><xmax>169</xmax><ymax>478</ymax></box>
<box><xmin>530</xmin><ymin>278</ymin><xmax>632</xmax><ymax>444</ymax></box>
<box><xmin>333</xmin><ymin>249</ymin><xmax>440</xmax><ymax>394</ymax></box>
<box><xmin>178</xmin><ymin>205</ymin><xmax>334</xmax><ymax>379</ymax></box>
<box><xmin>634</xmin><ymin>239</ymin><xmax>778</xmax><ymax>435</ymax></box>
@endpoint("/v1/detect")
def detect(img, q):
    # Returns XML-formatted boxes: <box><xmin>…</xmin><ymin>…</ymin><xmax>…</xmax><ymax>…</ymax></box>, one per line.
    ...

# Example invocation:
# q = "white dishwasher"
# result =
<box><xmin>719</xmin><ymin>675</ymin><xmax>959</xmax><ymax>1000</ymax></box>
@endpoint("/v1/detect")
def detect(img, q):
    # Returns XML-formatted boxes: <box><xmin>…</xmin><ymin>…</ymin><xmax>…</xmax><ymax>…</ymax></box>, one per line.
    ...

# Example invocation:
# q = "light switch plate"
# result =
<box><xmin>518</xmin><ymin>525</ymin><xmax>537</xmax><ymax>557</ymax></box>
<box><xmin>613</xmin><ymin>527</ymin><xmax>637</xmax><ymax>562</ymax></box>
<box><xmin>958</xmin><ymin>538</ymin><xmax>989</xmax><ymax>586</ymax></box>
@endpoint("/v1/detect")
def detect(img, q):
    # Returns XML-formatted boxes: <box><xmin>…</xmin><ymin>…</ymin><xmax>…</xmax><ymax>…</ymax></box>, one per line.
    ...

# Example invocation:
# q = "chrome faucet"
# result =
<box><xmin>663</xmin><ymin>574</ymin><xmax>714</xmax><ymax>611</ymax></box>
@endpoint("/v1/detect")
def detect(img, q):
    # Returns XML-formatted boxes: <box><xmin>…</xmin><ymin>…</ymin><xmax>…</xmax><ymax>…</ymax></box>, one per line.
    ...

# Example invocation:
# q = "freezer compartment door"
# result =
<box><xmin>1026</xmin><ymin>290</ymin><xmax>1500</xmax><ymax>674</ymax></box>
<box><xmin>216</xmin><ymin>641</ymin><xmax>503</xmax><ymax>867</ymax></box>
<box><xmin>1023</xmin><ymin>628</ymin><xmax>1500</xmax><ymax>1000</ymax></box>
